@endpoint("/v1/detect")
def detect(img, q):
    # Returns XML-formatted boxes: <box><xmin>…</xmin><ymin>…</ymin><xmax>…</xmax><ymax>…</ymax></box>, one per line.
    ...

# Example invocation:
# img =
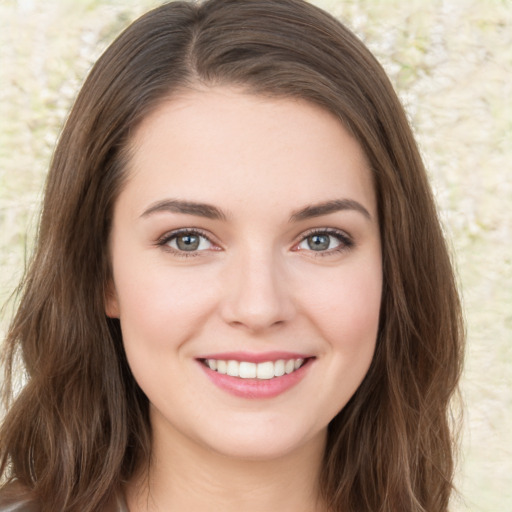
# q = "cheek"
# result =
<box><xmin>287</xmin><ymin>259</ymin><xmax>382</xmax><ymax>426</ymax></box>
<box><xmin>112</xmin><ymin>257</ymin><xmax>217</xmax><ymax>352</ymax></box>
<box><xmin>313</xmin><ymin>264</ymin><xmax>382</xmax><ymax>406</ymax></box>
<box><xmin>301</xmin><ymin>261</ymin><xmax>382</xmax><ymax>349</ymax></box>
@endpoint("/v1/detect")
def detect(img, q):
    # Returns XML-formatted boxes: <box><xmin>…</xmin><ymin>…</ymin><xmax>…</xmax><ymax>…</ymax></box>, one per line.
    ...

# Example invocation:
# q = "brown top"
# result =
<box><xmin>0</xmin><ymin>500</ymin><xmax>39</xmax><ymax>512</ymax></box>
<box><xmin>0</xmin><ymin>494</ymin><xmax>128</xmax><ymax>512</ymax></box>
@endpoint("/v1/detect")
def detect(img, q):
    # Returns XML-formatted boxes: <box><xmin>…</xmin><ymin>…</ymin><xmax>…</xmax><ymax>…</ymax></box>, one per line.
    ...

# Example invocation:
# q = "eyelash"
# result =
<box><xmin>295</xmin><ymin>228</ymin><xmax>354</xmax><ymax>257</ymax></box>
<box><xmin>156</xmin><ymin>227</ymin><xmax>354</xmax><ymax>258</ymax></box>
<box><xmin>156</xmin><ymin>228</ymin><xmax>217</xmax><ymax>258</ymax></box>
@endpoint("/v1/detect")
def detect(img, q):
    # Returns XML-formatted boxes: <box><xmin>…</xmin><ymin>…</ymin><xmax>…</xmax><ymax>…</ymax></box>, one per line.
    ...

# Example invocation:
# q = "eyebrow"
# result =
<box><xmin>140</xmin><ymin>199</ymin><xmax>227</xmax><ymax>220</ymax></box>
<box><xmin>289</xmin><ymin>199</ymin><xmax>372</xmax><ymax>222</ymax></box>
<box><xmin>140</xmin><ymin>197</ymin><xmax>371</xmax><ymax>223</ymax></box>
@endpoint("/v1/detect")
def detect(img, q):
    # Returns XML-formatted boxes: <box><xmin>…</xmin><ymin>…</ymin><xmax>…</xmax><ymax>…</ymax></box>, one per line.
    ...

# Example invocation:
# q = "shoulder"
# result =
<box><xmin>0</xmin><ymin>484</ymin><xmax>126</xmax><ymax>512</ymax></box>
<box><xmin>0</xmin><ymin>484</ymin><xmax>39</xmax><ymax>512</ymax></box>
<box><xmin>116</xmin><ymin>493</ymin><xmax>129</xmax><ymax>512</ymax></box>
<box><xmin>0</xmin><ymin>497</ymin><xmax>39</xmax><ymax>512</ymax></box>
<box><xmin>0</xmin><ymin>502</ymin><xmax>39</xmax><ymax>512</ymax></box>
<box><xmin>0</xmin><ymin>495</ymin><xmax>126</xmax><ymax>512</ymax></box>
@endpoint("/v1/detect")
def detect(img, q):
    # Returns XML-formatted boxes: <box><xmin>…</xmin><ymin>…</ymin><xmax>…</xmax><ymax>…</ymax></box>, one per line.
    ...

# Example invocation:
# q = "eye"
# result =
<box><xmin>158</xmin><ymin>229</ymin><xmax>215</xmax><ymax>254</ymax></box>
<box><xmin>295</xmin><ymin>229</ymin><xmax>353</xmax><ymax>254</ymax></box>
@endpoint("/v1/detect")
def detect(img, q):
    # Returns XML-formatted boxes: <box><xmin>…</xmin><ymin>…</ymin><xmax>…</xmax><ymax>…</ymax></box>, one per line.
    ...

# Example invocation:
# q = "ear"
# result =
<box><xmin>104</xmin><ymin>279</ymin><xmax>120</xmax><ymax>318</ymax></box>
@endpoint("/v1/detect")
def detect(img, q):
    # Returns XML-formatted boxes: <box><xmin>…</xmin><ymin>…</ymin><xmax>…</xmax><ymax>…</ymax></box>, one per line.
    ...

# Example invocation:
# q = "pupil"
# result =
<box><xmin>308</xmin><ymin>234</ymin><xmax>330</xmax><ymax>251</ymax></box>
<box><xmin>177</xmin><ymin>234</ymin><xmax>199</xmax><ymax>251</ymax></box>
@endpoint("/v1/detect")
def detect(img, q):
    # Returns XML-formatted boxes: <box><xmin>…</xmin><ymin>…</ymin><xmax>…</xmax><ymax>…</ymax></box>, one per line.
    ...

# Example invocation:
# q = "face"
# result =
<box><xmin>106</xmin><ymin>87</ymin><xmax>382</xmax><ymax>461</ymax></box>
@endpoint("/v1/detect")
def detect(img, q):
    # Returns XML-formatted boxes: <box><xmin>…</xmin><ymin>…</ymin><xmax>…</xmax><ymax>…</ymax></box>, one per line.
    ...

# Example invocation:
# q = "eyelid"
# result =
<box><xmin>155</xmin><ymin>226</ymin><xmax>353</xmax><ymax>257</ymax></box>
<box><xmin>156</xmin><ymin>228</ymin><xmax>221</xmax><ymax>255</ymax></box>
<box><xmin>292</xmin><ymin>227</ymin><xmax>354</xmax><ymax>255</ymax></box>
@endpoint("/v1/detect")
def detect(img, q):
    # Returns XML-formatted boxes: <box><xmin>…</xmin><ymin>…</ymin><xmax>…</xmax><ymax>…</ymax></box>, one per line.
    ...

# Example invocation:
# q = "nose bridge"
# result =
<box><xmin>220</xmin><ymin>243</ymin><xmax>293</xmax><ymax>332</ymax></box>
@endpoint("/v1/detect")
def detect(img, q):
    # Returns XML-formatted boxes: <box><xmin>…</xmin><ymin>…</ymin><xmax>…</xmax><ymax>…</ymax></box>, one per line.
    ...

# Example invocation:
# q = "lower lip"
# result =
<box><xmin>198</xmin><ymin>359</ymin><xmax>312</xmax><ymax>399</ymax></box>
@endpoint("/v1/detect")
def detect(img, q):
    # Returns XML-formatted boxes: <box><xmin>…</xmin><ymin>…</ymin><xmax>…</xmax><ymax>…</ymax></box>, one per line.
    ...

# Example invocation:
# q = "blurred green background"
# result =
<box><xmin>0</xmin><ymin>1</ymin><xmax>510</xmax><ymax>510</ymax></box>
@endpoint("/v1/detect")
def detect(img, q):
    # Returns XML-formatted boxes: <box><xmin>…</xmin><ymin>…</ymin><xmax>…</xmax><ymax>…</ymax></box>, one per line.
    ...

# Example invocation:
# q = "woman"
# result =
<box><xmin>0</xmin><ymin>0</ymin><xmax>464</xmax><ymax>511</ymax></box>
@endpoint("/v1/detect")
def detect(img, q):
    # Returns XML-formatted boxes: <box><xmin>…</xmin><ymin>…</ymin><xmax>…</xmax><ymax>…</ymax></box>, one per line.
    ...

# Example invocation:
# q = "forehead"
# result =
<box><xmin>120</xmin><ymin>87</ymin><xmax>376</xmax><ymax>219</ymax></box>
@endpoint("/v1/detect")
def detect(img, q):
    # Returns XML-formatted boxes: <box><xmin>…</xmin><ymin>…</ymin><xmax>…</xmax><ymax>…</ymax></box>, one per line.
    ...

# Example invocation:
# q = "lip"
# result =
<box><xmin>197</xmin><ymin>354</ymin><xmax>314</xmax><ymax>399</ymax></box>
<box><xmin>196</xmin><ymin>351</ymin><xmax>313</xmax><ymax>363</ymax></box>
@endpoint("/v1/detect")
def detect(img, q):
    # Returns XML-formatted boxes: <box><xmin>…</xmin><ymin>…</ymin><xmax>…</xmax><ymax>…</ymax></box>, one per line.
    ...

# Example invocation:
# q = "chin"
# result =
<box><xmin>195</xmin><ymin>418</ymin><xmax>326</xmax><ymax>462</ymax></box>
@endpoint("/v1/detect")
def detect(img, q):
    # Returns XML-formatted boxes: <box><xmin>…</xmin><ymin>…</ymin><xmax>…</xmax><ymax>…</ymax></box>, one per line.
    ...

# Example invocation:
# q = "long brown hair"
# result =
<box><xmin>0</xmin><ymin>1</ymin><xmax>464</xmax><ymax>510</ymax></box>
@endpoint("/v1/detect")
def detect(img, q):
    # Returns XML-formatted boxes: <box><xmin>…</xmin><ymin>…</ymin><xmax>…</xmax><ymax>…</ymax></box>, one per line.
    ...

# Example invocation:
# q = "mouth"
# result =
<box><xmin>200</xmin><ymin>357</ymin><xmax>308</xmax><ymax>380</ymax></box>
<box><xmin>197</xmin><ymin>354</ymin><xmax>314</xmax><ymax>399</ymax></box>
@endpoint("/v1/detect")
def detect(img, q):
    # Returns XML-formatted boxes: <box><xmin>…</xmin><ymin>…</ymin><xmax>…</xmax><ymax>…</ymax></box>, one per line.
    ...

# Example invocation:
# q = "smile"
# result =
<box><xmin>197</xmin><ymin>352</ymin><xmax>314</xmax><ymax>398</ymax></box>
<box><xmin>202</xmin><ymin>358</ymin><xmax>305</xmax><ymax>379</ymax></box>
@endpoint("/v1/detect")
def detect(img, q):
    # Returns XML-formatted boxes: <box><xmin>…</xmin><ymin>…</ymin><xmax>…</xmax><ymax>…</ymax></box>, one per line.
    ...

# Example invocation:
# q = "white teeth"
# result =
<box><xmin>239</xmin><ymin>361</ymin><xmax>257</xmax><ymax>378</ymax></box>
<box><xmin>226</xmin><ymin>360</ymin><xmax>239</xmax><ymax>377</ymax></box>
<box><xmin>256</xmin><ymin>361</ymin><xmax>275</xmax><ymax>380</ymax></box>
<box><xmin>274</xmin><ymin>359</ymin><xmax>285</xmax><ymax>377</ymax></box>
<box><xmin>217</xmin><ymin>360</ymin><xmax>227</xmax><ymax>374</ymax></box>
<box><xmin>204</xmin><ymin>358</ymin><xmax>306</xmax><ymax>379</ymax></box>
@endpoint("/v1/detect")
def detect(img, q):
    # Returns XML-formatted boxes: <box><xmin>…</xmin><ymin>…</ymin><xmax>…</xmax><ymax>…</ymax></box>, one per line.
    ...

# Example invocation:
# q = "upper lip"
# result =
<box><xmin>196</xmin><ymin>351</ymin><xmax>313</xmax><ymax>363</ymax></box>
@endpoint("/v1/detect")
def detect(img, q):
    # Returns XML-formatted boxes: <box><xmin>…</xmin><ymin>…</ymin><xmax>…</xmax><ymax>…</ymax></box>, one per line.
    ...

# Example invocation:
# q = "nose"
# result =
<box><xmin>219</xmin><ymin>249</ymin><xmax>295</xmax><ymax>333</ymax></box>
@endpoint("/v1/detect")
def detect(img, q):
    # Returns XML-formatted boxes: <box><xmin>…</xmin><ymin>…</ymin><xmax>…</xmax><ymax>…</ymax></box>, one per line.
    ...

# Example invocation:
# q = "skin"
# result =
<box><xmin>106</xmin><ymin>87</ymin><xmax>382</xmax><ymax>512</ymax></box>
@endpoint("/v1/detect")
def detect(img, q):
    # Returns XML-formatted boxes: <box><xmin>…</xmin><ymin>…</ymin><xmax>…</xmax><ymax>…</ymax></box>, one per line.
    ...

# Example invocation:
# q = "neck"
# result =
<box><xmin>126</xmin><ymin>413</ymin><xmax>328</xmax><ymax>512</ymax></box>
